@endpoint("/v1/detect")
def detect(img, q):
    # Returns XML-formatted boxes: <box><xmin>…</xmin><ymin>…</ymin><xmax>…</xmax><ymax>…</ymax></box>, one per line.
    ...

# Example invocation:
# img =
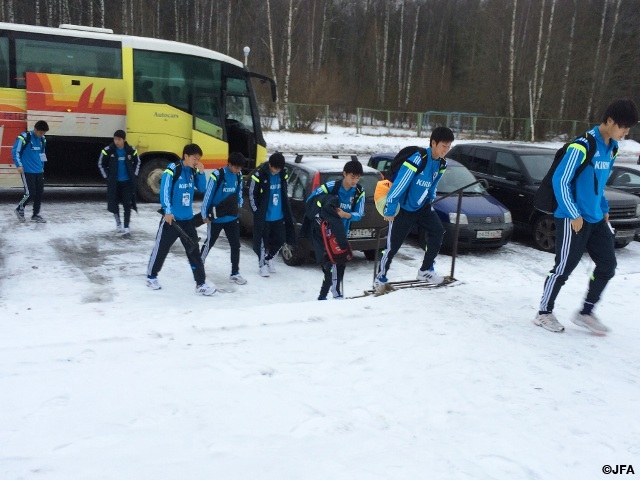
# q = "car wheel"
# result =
<box><xmin>533</xmin><ymin>215</ymin><xmax>556</xmax><ymax>252</ymax></box>
<box><xmin>614</xmin><ymin>238</ymin><xmax>632</xmax><ymax>249</ymax></box>
<box><xmin>138</xmin><ymin>157</ymin><xmax>170</xmax><ymax>203</ymax></box>
<box><xmin>281</xmin><ymin>243</ymin><xmax>305</xmax><ymax>266</ymax></box>
<box><xmin>363</xmin><ymin>249</ymin><xmax>378</xmax><ymax>261</ymax></box>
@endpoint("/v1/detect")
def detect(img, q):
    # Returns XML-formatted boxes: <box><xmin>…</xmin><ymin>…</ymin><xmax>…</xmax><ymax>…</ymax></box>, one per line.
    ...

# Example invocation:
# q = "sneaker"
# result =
<box><xmin>196</xmin><ymin>282</ymin><xmax>216</xmax><ymax>296</ymax></box>
<box><xmin>333</xmin><ymin>295</ymin><xmax>344</xmax><ymax>300</ymax></box>
<box><xmin>229</xmin><ymin>273</ymin><xmax>247</xmax><ymax>285</ymax></box>
<box><xmin>572</xmin><ymin>311</ymin><xmax>609</xmax><ymax>335</ymax></box>
<box><xmin>116</xmin><ymin>224</ymin><xmax>124</xmax><ymax>233</ymax></box>
<box><xmin>417</xmin><ymin>268</ymin><xmax>444</xmax><ymax>284</ymax></box>
<box><xmin>318</xmin><ymin>296</ymin><xmax>327</xmax><ymax>301</ymax></box>
<box><xmin>259</xmin><ymin>264</ymin><xmax>270</xmax><ymax>277</ymax></box>
<box><xmin>146</xmin><ymin>277</ymin><xmax>162</xmax><ymax>290</ymax></box>
<box><xmin>373</xmin><ymin>276</ymin><xmax>388</xmax><ymax>294</ymax></box>
<box><xmin>123</xmin><ymin>227</ymin><xmax>131</xmax><ymax>238</ymax></box>
<box><xmin>267</xmin><ymin>258</ymin><xmax>277</xmax><ymax>273</ymax></box>
<box><xmin>533</xmin><ymin>312</ymin><xmax>564</xmax><ymax>333</ymax></box>
<box><xmin>31</xmin><ymin>214</ymin><xmax>47</xmax><ymax>223</ymax></box>
<box><xmin>15</xmin><ymin>207</ymin><xmax>25</xmax><ymax>222</ymax></box>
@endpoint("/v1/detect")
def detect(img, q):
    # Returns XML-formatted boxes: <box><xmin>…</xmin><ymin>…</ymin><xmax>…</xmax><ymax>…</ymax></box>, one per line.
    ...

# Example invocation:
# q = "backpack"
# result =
<box><xmin>18</xmin><ymin>131</ymin><xmax>46</xmax><ymax>156</ymax></box>
<box><xmin>321</xmin><ymin>219</ymin><xmax>353</xmax><ymax>265</ymax></box>
<box><xmin>374</xmin><ymin>146</ymin><xmax>441</xmax><ymax>216</ymax></box>
<box><xmin>305</xmin><ymin>180</ymin><xmax>363</xmax><ymax>221</ymax></box>
<box><xmin>533</xmin><ymin>133</ymin><xmax>612</xmax><ymax>214</ymax></box>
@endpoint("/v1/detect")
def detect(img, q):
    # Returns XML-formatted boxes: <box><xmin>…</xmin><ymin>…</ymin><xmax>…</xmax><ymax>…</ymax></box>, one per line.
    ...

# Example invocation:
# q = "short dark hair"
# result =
<box><xmin>228</xmin><ymin>151</ymin><xmax>246</xmax><ymax>167</ymax></box>
<box><xmin>601</xmin><ymin>98</ymin><xmax>639</xmax><ymax>129</ymax></box>
<box><xmin>430</xmin><ymin>126</ymin><xmax>454</xmax><ymax>145</ymax></box>
<box><xmin>113</xmin><ymin>129</ymin><xmax>126</xmax><ymax>140</ymax></box>
<box><xmin>268</xmin><ymin>152</ymin><xmax>285</xmax><ymax>169</ymax></box>
<box><xmin>34</xmin><ymin>120</ymin><xmax>49</xmax><ymax>132</ymax></box>
<box><xmin>343</xmin><ymin>159</ymin><xmax>363</xmax><ymax>175</ymax></box>
<box><xmin>182</xmin><ymin>143</ymin><xmax>203</xmax><ymax>157</ymax></box>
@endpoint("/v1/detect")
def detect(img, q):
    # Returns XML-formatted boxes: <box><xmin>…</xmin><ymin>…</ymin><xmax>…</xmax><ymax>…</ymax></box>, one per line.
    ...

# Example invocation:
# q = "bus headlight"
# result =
<box><xmin>449</xmin><ymin>212</ymin><xmax>468</xmax><ymax>224</ymax></box>
<box><xmin>504</xmin><ymin>211</ymin><xmax>512</xmax><ymax>223</ymax></box>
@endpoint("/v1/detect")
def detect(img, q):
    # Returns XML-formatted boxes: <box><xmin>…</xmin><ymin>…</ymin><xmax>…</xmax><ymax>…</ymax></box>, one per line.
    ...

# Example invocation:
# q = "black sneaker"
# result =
<box><xmin>31</xmin><ymin>214</ymin><xmax>47</xmax><ymax>223</ymax></box>
<box><xmin>15</xmin><ymin>207</ymin><xmax>25</xmax><ymax>222</ymax></box>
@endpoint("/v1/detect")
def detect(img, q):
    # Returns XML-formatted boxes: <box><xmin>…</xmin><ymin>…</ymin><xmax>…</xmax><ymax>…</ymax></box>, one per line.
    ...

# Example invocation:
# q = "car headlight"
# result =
<box><xmin>636</xmin><ymin>204</ymin><xmax>640</xmax><ymax>217</ymax></box>
<box><xmin>504</xmin><ymin>211</ymin><xmax>512</xmax><ymax>223</ymax></box>
<box><xmin>449</xmin><ymin>212</ymin><xmax>468</xmax><ymax>224</ymax></box>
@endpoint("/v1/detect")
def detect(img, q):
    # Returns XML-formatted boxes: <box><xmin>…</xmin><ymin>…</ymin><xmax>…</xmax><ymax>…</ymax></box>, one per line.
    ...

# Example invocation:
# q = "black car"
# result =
<box><xmin>607</xmin><ymin>163</ymin><xmax>640</xmax><ymax>197</ymax></box>
<box><xmin>238</xmin><ymin>155</ymin><xmax>387</xmax><ymax>265</ymax></box>
<box><xmin>446</xmin><ymin>143</ymin><xmax>640</xmax><ymax>251</ymax></box>
<box><xmin>368</xmin><ymin>153</ymin><xmax>514</xmax><ymax>250</ymax></box>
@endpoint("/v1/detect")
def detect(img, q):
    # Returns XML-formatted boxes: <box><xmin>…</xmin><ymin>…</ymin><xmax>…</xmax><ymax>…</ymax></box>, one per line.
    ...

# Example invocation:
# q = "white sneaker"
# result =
<box><xmin>572</xmin><ymin>311</ymin><xmax>609</xmax><ymax>335</ymax></box>
<box><xmin>146</xmin><ymin>277</ymin><xmax>161</xmax><ymax>290</ymax></box>
<box><xmin>373</xmin><ymin>277</ymin><xmax>388</xmax><ymax>294</ymax></box>
<box><xmin>417</xmin><ymin>268</ymin><xmax>444</xmax><ymax>284</ymax></box>
<box><xmin>15</xmin><ymin>207</ymin><xmax>25</xmax><ymax>223</ymax></box>
<box><xmin>229</xmin><ymin>273</ymin><xmax>247</xmax><ymax>285</ymax></box>
<box><xmin>196</xmin><ymin>282</ymin><xmax>216</xmax><ymax>296</ymax></box>
<box><xmin>333</xmin><ymin>295</ymin><xmax>344</xmax><ymax>300</ymax></box>
<box><xmin>267</xmin><ymin>258</ymin><xmax>277</xmax><ymax>273</ymax></box>
<box><xmin>533</xmin><ymin>312</ymin><xmax>564</xmax><ymax>333</ymax></box>
<box><xmin>116</xmin><ymin>224</ymin><xmax>124</xmax><ymax>233</ymax></box>
<box><xmin>259</xmin><ymin>265</ymin><xmax>270</xmax><ymax>277</ymax></box>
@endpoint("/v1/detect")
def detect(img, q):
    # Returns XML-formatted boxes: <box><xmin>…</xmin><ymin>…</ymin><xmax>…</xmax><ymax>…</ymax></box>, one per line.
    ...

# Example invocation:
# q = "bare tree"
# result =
<box><xmin>508</xmin><ymin>0</ymin><xmax>518</xmax><ymax>139</ymax></box>
<box><xmin>397</xmin><ymin>0</ymin><xmax>405</xmax><ymax>108</ymax></box>
<box><xmin>404</xmin><ymin>4</ymin><xmax>421</xmax><ymax>109</ymax></box>
<box><xmin>599</xmin><ymin>0</ymin><xmax>622</xmax><ymax>94</ymax></box>
<box><xmin>558</xmin><ymin>0</ymin><xmax>577</xmax><ymax>119</ymax></box>
<box><xmin>533</xmin><ymin>0</ymin><xmax>555</xmax><ymax>121</ymax></box>
<box><xmin>265</xmin><ymin>0</ymin><xmax>282</xmax><ymax>128</ymax></box>
<box><xmin>585</xmin><ymin>0</ymin><xmax>608</xmax><ymax>122</ymax></box>
<box><xmin>379</xmin><ymin>1</ymin><xmax>390</xmax><ymax>105</ymax></box>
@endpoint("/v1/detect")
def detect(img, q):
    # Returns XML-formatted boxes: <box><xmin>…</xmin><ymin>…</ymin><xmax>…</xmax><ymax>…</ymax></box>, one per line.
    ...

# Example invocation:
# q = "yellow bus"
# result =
<box><xmin>0</xmin><ymin>22</ymin><xmax>275</xmax><ymax>201</ymax></box>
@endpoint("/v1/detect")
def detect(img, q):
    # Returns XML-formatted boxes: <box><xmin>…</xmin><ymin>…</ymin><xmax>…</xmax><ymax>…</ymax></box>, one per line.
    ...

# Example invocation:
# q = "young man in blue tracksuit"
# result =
<box><xmin>12</xmin><ymin>120</ymin><xmax>49</xmax><ymax>223</ymax></box>
<box><xmin>200</xmin><ymin>152</ymin><xmax>247</xmax><ymax>287</ymax></box>
<box><xmin>374</xmin><ymin>126</ymin><xmax>454</xmax><ymax>293</ymax></box>
<box><xmin>249</xmin><ymin>152</ymin><xmax>296</xmax><ymax>277</ymax></box>
<box><xmin>535</xmin><ymin>99</ymin><xmax>639</xmax><ymax>334</ymax></box>
<box><xmin>146</xmin><ymin>143</ymin><xmax>215</xmax><ymax>296</ymax></box>
<box><xmin>98</xmin><ymin>129</ymin><xmax>141</xmax><ymax>236</ymax></box>
<box><xmin>307</xmin><ymin>159</ymin><xmax>365</xmax><ymax>300</ymax></box>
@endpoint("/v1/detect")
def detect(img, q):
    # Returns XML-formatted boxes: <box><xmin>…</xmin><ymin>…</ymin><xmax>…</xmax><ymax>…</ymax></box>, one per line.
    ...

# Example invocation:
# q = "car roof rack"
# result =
<box><xmin>274</xmin><ymin>151</ymin><xmax>361</xmax><ymax>163</ymax></box>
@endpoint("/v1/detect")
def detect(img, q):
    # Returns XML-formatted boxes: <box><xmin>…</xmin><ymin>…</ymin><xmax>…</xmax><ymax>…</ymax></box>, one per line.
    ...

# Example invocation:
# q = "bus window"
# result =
<box><xmin>14</xmin><ymin>37</ymin><xmax>121</xmax><ymax>84</ymax></box>
<box><xmin>0</xmin><ymin>37</ymin><xmax>9</xmax><ymax>87</ymax></box>
<box><xmin>133</xmin><ymin>49</ymin><xmax>222</xmax><ymax>115</ymax></box>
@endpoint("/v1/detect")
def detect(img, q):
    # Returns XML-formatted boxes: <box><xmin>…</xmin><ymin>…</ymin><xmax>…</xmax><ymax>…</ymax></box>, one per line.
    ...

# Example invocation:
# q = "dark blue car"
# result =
<box><xmin>368</xmin><ymin>153</ymin><xmax>514</xmax><ymax>250</ymax></box>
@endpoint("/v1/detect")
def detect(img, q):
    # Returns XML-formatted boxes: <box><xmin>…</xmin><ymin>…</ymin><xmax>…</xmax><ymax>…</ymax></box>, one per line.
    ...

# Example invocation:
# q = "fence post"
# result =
<box><xmin>356</xmin><ymin>107</ymin><xmax>361</xmax><ymax>134</ymax></box>
<box><xmin>571</xmin><ymin>120</ymin><xmax>577</xmax><ymax>138</ymax></box>
<box><xmin>417</xmin><ymin>112</ymin><xmax>422</xmax><ymax>137</ymax></box>
<box><xmin>387</xmin><ymin>110</ymin><xmax>391</xmax><ymax>135</ymax></box>
<box><xmin>471</xmin><ymin>116</ymin><xmax>477</xmax><ymax>139</ymax></box>
<box><xmin>324</xmin><ymin>105</ymin><xmax>328</xmax><ymax>133</ymax></box>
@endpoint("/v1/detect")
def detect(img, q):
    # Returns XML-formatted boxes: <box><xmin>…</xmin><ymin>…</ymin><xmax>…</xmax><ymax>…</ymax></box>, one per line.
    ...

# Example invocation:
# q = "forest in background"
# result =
<box><xmin>1</xmin><ymin>0</ymin><xmax>639</xmax><ymax>138</ymax></box>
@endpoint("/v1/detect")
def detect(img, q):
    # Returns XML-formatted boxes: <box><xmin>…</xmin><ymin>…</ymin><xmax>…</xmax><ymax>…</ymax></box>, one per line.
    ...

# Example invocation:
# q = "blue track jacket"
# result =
<box><xmin>553</xmin><ymin>126</ymin><xmax>618</xmax><ymax>223</ymax></box>
<box><xmin>308</xmin><ymin>180</ymin><xmax>365</xmax><ymax>233</ymax></box>
<box><xmin>384</xmin><ymin>148</ymin><xmax>446</xmax><ymax>216</ymax></box>
<box><xmin>160</xmin><ymin>162</ymin><xmax>207</xmax><ymax>220</ymax></box>
<box><xmin>12</xmin><ymin>130</ymin><xmax>46</xmax><ymax>173</ymax></box>
<box><xmin>200</xmin><ymin>166</ymin><xmax>243</xmax><ymax>223</ymax></box>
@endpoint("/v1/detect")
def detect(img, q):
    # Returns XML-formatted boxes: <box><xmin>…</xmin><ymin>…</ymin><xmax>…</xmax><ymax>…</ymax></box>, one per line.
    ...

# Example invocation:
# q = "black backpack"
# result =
<box><xmin>384</xmin><ymin>146</ymin><xmax>429</xmax><ymax>181</ymax></box>
<box><xmin>305</xmin><ymin>180</ymin><xmax>364</xmax><ymax>220</ymax></box>
<box><xmin>533</xmin><ymin>133</ymin><xmax>612</xmax><ymax>214</ymax></box>
<box><xmin>18</xmin><ymin>131</ymin><xmax>46</xmax><ymax>156</ymax></box>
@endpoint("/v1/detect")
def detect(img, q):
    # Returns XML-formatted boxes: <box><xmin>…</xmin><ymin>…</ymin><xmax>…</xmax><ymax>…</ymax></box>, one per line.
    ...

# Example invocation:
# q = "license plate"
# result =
<box><xmin>348</xmin><ymin>228</ymin><xmax>375</xmax><ymax>239</ymax></box>
<box><xmin>614</xmin><ymin>229</ymin><xmax>635</xmax><ymax>239</ymax></box>
<box><xmin>476</xmin><ymin>230</ymin><xmax>502</xmax><ymax>239</ymax></box>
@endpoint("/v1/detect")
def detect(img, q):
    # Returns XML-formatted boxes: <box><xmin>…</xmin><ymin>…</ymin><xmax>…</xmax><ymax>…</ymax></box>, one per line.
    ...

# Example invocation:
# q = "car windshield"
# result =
<box><xmin>437</xmin><ymin>165</ymin><xmax>486</xmax><ymax>195</ymax></box>
<box><xmin>319</xmin><ymin>172</ymin><xmax>380</xmax><ymax>197</ymax></box>
<box><xmin>520</xmin><ymin>153</ymin><xmax>554</xmax><ymax>182</ymax></box>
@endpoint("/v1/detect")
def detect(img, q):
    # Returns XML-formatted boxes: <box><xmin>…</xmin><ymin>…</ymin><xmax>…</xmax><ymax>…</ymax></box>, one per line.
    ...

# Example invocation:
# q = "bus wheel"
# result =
<box><xmin>138</xmin><ymin>158</ymin><xmax>168</xmax><ymax>203</ymax></box>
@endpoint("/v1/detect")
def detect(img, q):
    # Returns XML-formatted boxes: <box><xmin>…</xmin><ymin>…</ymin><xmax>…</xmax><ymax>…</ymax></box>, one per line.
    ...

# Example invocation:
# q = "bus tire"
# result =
<box><xmin>138</xmin><ymin>158</ymin><xmax>168</xmax><ymax>203</ymax></box>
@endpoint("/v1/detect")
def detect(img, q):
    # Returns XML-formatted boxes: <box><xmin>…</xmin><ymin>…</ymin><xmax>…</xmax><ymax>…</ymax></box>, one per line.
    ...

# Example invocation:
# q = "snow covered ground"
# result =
<box><xmin>1</xmin><ymin>128</ymin><xmax>639</xmax><ymax>479</ymax></box>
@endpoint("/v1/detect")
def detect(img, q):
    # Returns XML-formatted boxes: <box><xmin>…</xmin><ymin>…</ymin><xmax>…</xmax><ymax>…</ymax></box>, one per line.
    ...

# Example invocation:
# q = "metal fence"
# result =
<box><xmin>262</xmin><ymin>104</ymin><xmax>597</xmax><ymax>142</ymax></box>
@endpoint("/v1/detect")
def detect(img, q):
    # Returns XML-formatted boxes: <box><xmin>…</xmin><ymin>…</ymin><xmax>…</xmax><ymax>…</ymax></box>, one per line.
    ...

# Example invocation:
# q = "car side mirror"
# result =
<box><xmin>506</xmin><ymin>171</ymin><xmax>525</xmax><ymax>183</ymax></box>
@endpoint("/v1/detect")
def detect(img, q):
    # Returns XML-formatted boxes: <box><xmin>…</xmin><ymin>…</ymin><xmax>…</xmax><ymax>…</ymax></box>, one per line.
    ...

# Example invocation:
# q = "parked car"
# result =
<box><xmin>368</xmin><ymin>153</ymin><xmax>513</xmax><ymax>250</ymax></box>
<box><xmin>238</xmin><ymin>155</ymin><xmax>388</xmax><ymax>265</ymax></box>
<box><xmin>446</xmin><ymin>143</ymin><xmax>640</xmax><ymax>251</ymax></box>
<box><xmin>607</xmin><ymin>163</ymin><xmax>640</xmax><ymax>197</ymax></box>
